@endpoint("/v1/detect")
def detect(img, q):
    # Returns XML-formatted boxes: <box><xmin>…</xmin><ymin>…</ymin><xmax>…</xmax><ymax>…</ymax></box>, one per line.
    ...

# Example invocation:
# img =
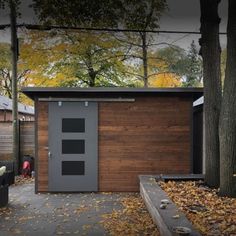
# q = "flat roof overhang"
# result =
<box><xmin>21</xmin><ymin>87</ymin><xmax>203</xmax><ymax>101</ymax></box>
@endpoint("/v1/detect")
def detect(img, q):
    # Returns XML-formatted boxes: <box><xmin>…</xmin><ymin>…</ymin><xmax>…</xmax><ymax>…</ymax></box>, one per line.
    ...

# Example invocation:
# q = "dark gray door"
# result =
<box><xmin>48</xmin><ymin>102</ymin><xmax>98</xmax><ymax>192</ymax></box>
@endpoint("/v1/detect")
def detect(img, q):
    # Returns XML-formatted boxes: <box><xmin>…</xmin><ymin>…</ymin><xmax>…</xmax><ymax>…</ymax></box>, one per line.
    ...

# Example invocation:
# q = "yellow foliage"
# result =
<box><xmin>150</xmin><ymin>73</ymin><xmax>181</xmax><ymax>87</ymax></box>
<box><xmin>148</xmin><ymin>56</ymin><xmax>168</xmax><ymax>72</ymax></box>
<box><xmin>18</xmin><ymin>93</ymin><xmax>34</xmax><ymax>106</ymax></box>
<box><xmin>17</xmin><ymin>30</ymin><xmax>132</xmax><ymax>88</ymax></box>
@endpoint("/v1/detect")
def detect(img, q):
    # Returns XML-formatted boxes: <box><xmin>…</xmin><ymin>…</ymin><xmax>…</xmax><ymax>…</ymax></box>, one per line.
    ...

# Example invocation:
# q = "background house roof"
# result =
<box><xmin>0</xmin><ymin>95</ymin><xmax>34</xmax><ymax>115</ymax></box>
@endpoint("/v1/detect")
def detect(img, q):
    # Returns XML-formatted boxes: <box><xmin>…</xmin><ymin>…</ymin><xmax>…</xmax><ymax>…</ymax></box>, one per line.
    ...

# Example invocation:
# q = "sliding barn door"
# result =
<box><xmin>48</xmin><ymin>102</ymin><xmax>98</xmax><ymax>192</ymax></box>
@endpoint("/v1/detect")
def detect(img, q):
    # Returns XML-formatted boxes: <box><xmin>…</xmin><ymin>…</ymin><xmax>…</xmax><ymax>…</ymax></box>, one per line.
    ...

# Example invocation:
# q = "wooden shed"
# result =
<box><xmin>22</xmin><ymin>87</ymin><xmax>203</xmax><ymax>192</ymax></box>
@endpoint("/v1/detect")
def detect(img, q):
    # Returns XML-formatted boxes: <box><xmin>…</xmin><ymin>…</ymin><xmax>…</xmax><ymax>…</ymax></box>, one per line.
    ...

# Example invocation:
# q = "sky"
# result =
<box><xmin>158</xmin><ymin>0</ymin><xmax>227</xmax><ymax>48</ymax></box>
<box><xmin>0</xmin><ymin>0</ymin><xmax>228</xmax><ymax>49</ymax></box>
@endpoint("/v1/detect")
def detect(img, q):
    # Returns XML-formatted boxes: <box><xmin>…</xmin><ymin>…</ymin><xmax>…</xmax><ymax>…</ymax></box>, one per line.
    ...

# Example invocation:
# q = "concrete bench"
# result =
<box><xmin>139</xmin><ymin>175</ymin><xmax>202</xmax><ymax>236</ymax></box>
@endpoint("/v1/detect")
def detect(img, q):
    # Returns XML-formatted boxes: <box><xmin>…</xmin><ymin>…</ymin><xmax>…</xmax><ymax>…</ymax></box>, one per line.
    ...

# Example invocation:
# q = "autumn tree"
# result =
<box><xmin>19</xmin><ymin>31</ymin><xmax>139</xmax><ymax>88</ymax></box>
<box><xmin>32</xmin><ymin>0</ymin><xmax>167</xmax><ymax>87</ymax></box>
<box><xmin>147</xmin><ymin>46</ymin><xmax>183</xmax><ymax>87</ymax></box>
<box><xmin>219</xmin><ymin>0</ymin><xmax>236</xmax><ymax>197</ymax></box>
<box><xmin>0</xmin><ymin>37</ymin><xmax>70</xmax><ymax>103</ymax></box>
<box><xmin>148</xmin><ymin>43</ymin><xmax>202</xmax><ymax>87</ymax></box>
<box><xmin>51</xmin><ymin>31</ymin><xmax>138</xmax><ymax>87</ymax></box>
<box><xmin>113</xmin><ymin>0</ymin><xmax>167</xmax><ymax>87</ymax></box>
<box><xmin>32</xmin><ymin>0</ymin><xmax>121</xmax><ymax>28</ymax></box>
<box><xmin>0</xmin><ymin>42</ymin><xmax>32</xmax><ymax>99</ymax></box>
<box><xmin>166</xmin><ymin>42</ymin><xmax>202</xmax><ymax>87</ymax></box>
<box><xmin>0</xmin><ymin>43</ymin><xmax>14</xmax><ymax>97</ymax></box>
<box><xmin>150</xmin><ymin>73</ymin><xmax>181</xmax><ymax>87</ymax></box>
<box><xmin>199</xmin><ymin>0</ymin><xmax>222</xmax><ymax>187</ymax></box>
<box><xmin>182</xmin><ymin>41</ymin><xmax>203</xmax><ymax>87</ymax></box>
<box><xmin>0</xmin><ymin>36</ymin><xmax>57</xmax><ymax>101</ymax></box>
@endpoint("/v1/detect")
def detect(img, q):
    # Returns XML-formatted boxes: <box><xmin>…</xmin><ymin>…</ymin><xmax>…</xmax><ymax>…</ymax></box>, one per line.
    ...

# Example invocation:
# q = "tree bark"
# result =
<box><xmin>10</xmin><ymin>0</ymin><xmax>19</xmax><ymax>175</ymax></box>
<box><xmin>219</xmin><ymin>0</ymin><xmax>236</xmax><ymax>197</ymax></box>
<box><xmin>141</xmin><ymin>32</ymin><xmax>148</xmax><ymax>87</ymax></box>
<box><xmin>199</xmin><ymin>0</ymin><xmax>222</xmax><ymax>187</ymax></box>
<box><xmin>88</xmin><ymin>71</ymin><xmax>96</xmax><ymax>87</ymax></box>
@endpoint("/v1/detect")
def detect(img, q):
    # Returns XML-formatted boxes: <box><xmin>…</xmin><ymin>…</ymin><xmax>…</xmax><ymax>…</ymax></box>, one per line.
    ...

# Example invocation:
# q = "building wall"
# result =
<box><xmin>36</xmin><ymin>96</ymin><xmax>192</xmax><ymax>192</ymax></box>
<box><xmin>99</xmin><ymin>96</ymin><xmax>192</xmax><ymax>191</ymax></box>
<box><xmin>193</xmin><ymin>105</ymin><xmax>203</xmax><ymax>174</ymax></box>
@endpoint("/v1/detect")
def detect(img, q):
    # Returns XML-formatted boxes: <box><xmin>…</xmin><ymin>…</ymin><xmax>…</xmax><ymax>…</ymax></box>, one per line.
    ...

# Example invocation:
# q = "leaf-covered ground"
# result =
<box><xmin>100</xmin><ymin>194</ymin><xmax>159</xmax><ymax>236</ymax></box>
<box><xmin>13</xmin><ymin>176</ymin><xmax>34</xmax><ymax>186</ymax></box>
<box><xmin>159</xmin><ymin>181</ymin><xmax>236</xmax><ymax>236</ymax></box>
<box><xmin>0</xmin><ymin>183</ymin><xmax>158</xmax><ymax>235</ymax></box>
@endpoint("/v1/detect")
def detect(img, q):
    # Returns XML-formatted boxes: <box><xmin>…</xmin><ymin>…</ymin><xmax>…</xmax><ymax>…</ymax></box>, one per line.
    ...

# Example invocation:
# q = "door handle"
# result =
<box><xmin>48</xmin><ymin>151</ymin><xmax>52</xmax><ymax>159</ymax></box>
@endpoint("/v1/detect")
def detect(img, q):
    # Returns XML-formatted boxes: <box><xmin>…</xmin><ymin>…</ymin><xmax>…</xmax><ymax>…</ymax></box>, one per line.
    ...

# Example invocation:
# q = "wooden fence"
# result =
<box><xmin>0</xmin><ymin>121</ymin><xmax>35</xmax><ymax>161</ymax></box>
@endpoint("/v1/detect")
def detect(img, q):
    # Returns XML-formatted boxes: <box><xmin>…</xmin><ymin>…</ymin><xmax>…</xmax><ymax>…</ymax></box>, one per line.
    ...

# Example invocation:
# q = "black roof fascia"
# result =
<box><xmin>21</xmin><ymin>87</ymin><xmax>203</xmax><ymax>100</ymax></box>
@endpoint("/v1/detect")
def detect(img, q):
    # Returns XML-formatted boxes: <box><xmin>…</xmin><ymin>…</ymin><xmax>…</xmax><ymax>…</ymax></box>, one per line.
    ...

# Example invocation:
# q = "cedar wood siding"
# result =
<box><xmin>37</xmin><ymin>101</ymin><xmax>49</xmax><ymax>192</ymax></box>
<box><xmin>99</xmin><ymin>96</ymin><xmax>192</xmax><ymax>191</ymax></box>
<box><xmin>36</xmin><ymin>95</ymin><xmax>192</xmax><ymax>192</ymax></box>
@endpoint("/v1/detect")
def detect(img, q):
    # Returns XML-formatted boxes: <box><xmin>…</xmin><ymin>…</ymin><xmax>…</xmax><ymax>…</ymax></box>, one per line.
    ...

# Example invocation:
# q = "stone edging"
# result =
<box><xmin>139</xmin><ymin>175</ymin><xmax>202</xmax><ymax>236</ymax></box>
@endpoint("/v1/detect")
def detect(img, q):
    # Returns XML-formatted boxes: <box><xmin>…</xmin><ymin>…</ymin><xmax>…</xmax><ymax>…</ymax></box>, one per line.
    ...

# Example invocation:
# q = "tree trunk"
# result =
<box><xmin>10</xmin><ymin>0</ymin><xmax>19</xmax><ymax>175</ymax></box>
<box><xmin>141</xmin><ymin>32</ymin><xmax>148</xmax><ymax>87</ymax></box>
<box><xmin>88</xmin><ymin>67</ymin><xmax>96</xmax><ymax>87</ymax></box>
<box><xmin>199</xmin><ymin>0</ymin><xmax>222</xmax><ymax>187</ymax></box>
<box><xmin>88</xmin><ymin>74</ymin><xmax>96</xmax><ymax>87</ymax></box>
<box><xmin>219</xmin><ymin>0</ymin><xmax>236</xmax><ymax>197</ymax></box>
